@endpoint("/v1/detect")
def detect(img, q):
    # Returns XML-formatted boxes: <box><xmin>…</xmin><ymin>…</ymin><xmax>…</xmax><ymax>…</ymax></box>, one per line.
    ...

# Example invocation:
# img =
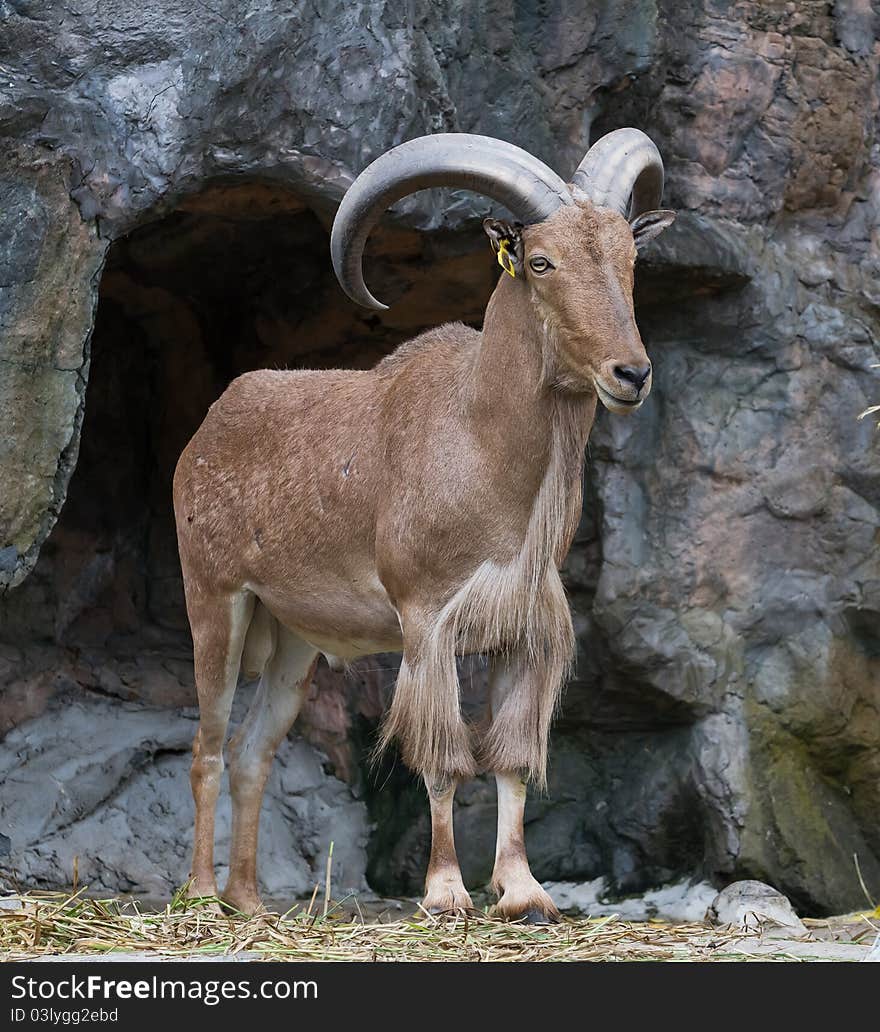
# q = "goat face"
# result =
<box><xmin>488</xmin><ymin>202</ymin><xmax>675</xmax><ymax>413</ymax></box>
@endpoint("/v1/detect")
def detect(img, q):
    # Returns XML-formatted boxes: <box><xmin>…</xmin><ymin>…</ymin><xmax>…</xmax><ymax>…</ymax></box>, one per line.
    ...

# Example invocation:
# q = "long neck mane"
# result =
<box><xmin>473</xmin><ymin>273</ymin><xmax>597</xmax><ymax>569</ymax></box>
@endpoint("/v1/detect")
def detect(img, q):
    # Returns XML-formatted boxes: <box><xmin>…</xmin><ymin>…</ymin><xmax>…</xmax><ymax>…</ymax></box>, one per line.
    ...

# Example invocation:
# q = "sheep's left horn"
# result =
<box><xmin>571</xmin><ymin>128</ymin><xmax>664</xmax><ymax>218</ymax></box>
<box><xmin>331</xmin><ymin>133</ymin><xmax>574</xmax><ymax>310</ymax></box>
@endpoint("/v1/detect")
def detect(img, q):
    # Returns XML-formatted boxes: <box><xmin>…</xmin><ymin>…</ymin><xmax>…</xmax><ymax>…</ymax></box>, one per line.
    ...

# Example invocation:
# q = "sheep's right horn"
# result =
<box><xmin>571</xmin><ymin>128</ymin><xmax>664</xmax><ymax>218</ymax></box>
<box><xmin>331</xmin><ymin>133</ymin><xmax>575</xmax><ymax>310</ymax></box>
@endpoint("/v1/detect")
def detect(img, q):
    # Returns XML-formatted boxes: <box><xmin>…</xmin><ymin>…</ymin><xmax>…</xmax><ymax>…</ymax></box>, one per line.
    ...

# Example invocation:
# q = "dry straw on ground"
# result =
<box><xmin>0</xmin><ymin>889</ymin><xmax>800</xmax><ymax>963</ymax></box>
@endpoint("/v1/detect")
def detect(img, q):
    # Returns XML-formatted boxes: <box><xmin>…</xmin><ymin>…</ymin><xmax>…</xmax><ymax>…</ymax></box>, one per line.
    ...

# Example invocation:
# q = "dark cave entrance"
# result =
<box><xmin>2</xmin><ymin>179</ymin><xmax>493</xmax><ymax>692</ymax></box>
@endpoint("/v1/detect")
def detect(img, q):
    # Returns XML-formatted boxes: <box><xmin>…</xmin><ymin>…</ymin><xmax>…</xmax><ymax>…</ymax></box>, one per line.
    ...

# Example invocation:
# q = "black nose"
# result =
<box><xmin>613</xmin><ymin>363</ymin><xmax>651</xmax><ymax>391</ymax></box>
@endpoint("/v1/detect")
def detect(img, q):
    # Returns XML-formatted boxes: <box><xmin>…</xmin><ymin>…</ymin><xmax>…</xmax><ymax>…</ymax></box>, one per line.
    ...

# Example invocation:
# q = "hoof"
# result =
<box><xmin>181</xmin><ymin>881</ymin><xmax>223</xmax><ymax>914</ymax></box>
<box><xmin>513</xmin><ymin>907</ymin><xmax>560</xmax><ymax>925</ymax></box>
<box><xmin>492</xmin><ymin>883</ymin><xmax>561</xmax><ymax>925</ymax></box>
<box><xmin>184</xmin><ymin>878</ymin><xmax>218</xmax><ymax>900</ymax></box>
<box><xmin>425</xmin><ymin>904</ymin><xmax>478</xmax><ymax>919</ymax></box>
<box><xmin>183</xmin><ymin>895</ymin><xmax>224</xmax><ymax>916</ymax></box>
<box><xmin>420</xmin><ymin>886</ymin><xmax>474</xmax><ymax>919</ymax></box>
<box><xmin>220</xmin><ymin>890</ymin><xmax>265</xmax><ymax>918</ymax></box>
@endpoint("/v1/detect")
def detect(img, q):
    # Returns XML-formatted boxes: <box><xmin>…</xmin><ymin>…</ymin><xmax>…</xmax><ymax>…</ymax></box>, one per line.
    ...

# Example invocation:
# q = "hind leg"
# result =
<box><xmin>223</xmin><ymin>625</ymin><xmax>318</xmax><ymax>915</ymax></box>
<box><xmin>188</xmin><ymin>589</ymin><xmax>255</xmax><ymax>899</ymax></box>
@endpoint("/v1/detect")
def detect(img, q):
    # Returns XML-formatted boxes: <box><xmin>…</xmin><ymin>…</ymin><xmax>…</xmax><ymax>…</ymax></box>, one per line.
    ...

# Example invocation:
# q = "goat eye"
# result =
<box><xmin>529</xmin><ymin>256</ymin><xmax>553</xmax><ymax>274</ymax></box>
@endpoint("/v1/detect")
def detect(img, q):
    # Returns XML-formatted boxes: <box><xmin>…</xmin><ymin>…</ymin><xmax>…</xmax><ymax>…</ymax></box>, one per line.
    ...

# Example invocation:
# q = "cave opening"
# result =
<box><xmin>0</xmin><ymin>178</ymin><xmax>493</xmax><ymax>732</ymax></box>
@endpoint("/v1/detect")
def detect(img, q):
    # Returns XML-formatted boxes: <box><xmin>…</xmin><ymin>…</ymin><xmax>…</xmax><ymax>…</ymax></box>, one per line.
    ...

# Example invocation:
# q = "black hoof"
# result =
<box><xmin>515</xmin><ymin>908</ymin><xmax>559</xmax><ymax>925</ymax></box>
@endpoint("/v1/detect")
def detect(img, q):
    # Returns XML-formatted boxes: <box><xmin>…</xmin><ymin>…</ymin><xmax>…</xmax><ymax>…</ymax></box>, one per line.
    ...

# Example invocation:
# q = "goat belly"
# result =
<box><xmin>250</xmin><ymin>574</ymin><xmax>403</xmax><ymax>660</ymax></box>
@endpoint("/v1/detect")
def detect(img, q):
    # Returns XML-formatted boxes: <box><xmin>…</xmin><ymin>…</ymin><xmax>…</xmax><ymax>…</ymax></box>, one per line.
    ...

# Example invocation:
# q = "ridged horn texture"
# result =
<box><xmin>330</xmin><ymin>133</ymin><xmax>575</xmax><ymax>310</ymax></box>
<box><xmin>571</xmin><ymin>128</ymin><xmax>664</xmax><ymax>218</ymax></box>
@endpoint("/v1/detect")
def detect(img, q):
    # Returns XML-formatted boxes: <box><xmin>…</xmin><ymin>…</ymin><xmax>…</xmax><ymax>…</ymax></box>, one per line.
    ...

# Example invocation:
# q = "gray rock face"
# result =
<box><xmin>0</xmin><ymin>689</ymin><xmax>368</xmax><ymax>899</ymax></box>
<box><xmin>0</xmin><ymin>1</ymin><xmax>879</xmax><ymax>914</ymax></box>
<box><xmin>0</xmin><ymin>150</ymin><xmax>106</xmax><ymax>590</ymax></box>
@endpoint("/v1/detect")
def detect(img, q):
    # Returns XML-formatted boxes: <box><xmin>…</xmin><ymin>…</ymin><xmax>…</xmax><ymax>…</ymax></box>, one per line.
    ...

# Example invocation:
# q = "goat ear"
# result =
<box><xmin>630</xmin><ymin>209</ymin><xmax>676</xmax><ymax>251</ymax></box>
<box><xmin>483</xmin><ymin>218</ymin><xmax>524</xmax><ymax>277</ymax></box>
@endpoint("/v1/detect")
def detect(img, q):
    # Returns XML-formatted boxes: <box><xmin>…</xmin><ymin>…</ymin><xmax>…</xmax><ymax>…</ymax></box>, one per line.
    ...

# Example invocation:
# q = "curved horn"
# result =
<box><xmin>331</xmin><ymin>133</ymin><xmax>574</xmax><ymax>310</ymax></box>
<box><xmin>571</xmin><ymin>128</ymin><xmax>664</xmax><ymax>218</ymax></box>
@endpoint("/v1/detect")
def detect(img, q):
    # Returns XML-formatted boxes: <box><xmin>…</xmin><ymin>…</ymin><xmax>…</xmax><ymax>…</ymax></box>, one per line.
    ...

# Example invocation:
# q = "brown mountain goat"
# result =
<box><xmin>173</xmin><ymin>129</ymin><xmax>675</xmax><ymax>922</ymax></box>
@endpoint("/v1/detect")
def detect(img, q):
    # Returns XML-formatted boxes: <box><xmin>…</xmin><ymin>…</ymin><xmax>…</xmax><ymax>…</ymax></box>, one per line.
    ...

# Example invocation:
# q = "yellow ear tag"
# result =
<box><xmin>497</xmin><ymin>238</ymin><xmax>516</xmax><ymax>278</ymax></box>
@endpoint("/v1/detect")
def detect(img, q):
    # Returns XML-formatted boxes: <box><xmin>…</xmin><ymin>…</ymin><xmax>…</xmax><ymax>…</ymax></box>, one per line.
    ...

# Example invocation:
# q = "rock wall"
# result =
<box><xmin>1</xmin><ymin>1</ymin><xmax>879</xmax><ymax>913</ymax></box>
